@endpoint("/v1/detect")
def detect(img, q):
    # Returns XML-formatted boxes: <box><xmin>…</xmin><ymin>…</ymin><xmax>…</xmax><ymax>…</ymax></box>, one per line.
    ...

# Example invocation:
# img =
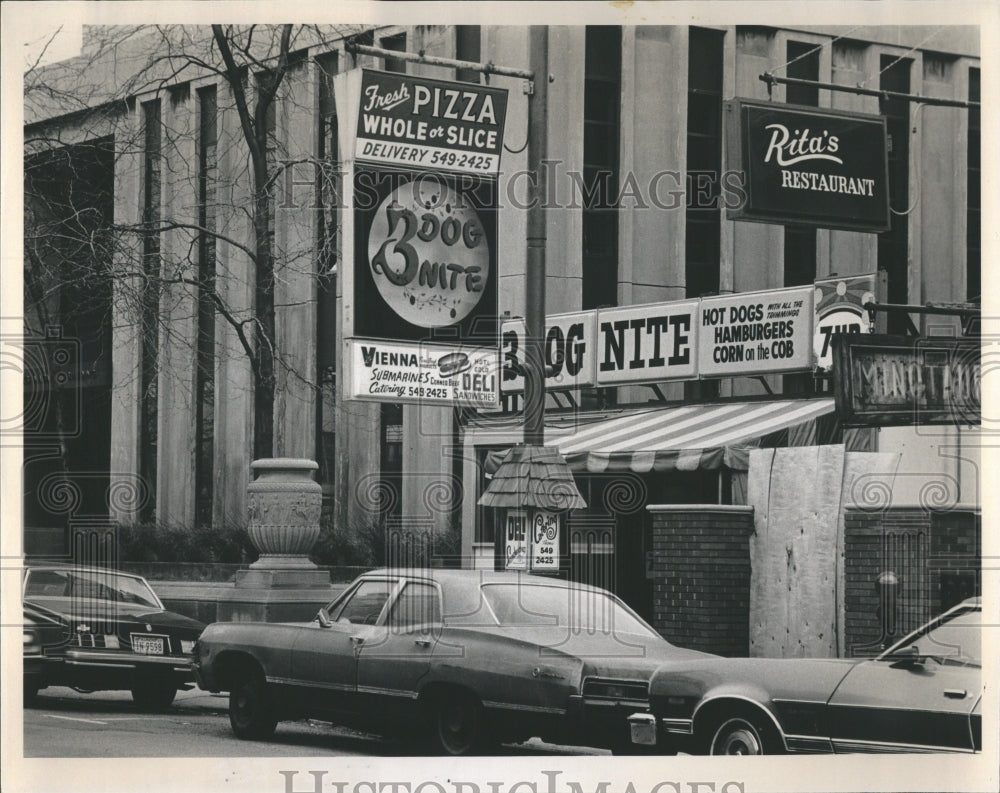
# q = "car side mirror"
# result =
<box><xmin>885</xmin><ymin>644</ymin><xmax>923</xmax><ymax>667</ymax></box>
<box><xmin>316</xmin><ymin>607</ymin><xmax>333</xmax><ymax>628</ymax></box>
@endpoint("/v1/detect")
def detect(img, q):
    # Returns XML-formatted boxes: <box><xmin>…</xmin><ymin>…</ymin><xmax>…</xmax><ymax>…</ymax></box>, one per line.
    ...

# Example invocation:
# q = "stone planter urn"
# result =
<box><xmin>246</xmin><ymin>458</ymin><xmax>322</xmax><ymax>570</ymax></box>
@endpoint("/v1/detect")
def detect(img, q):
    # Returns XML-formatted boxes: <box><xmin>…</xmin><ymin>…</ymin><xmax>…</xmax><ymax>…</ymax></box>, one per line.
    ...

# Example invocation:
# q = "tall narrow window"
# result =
<box><xmin>967</xmin><ymin>67</ymin><xmax>980</xmax><ymax>302</ymax></box>
<box><xmin>140</xmin><ymin>99</ymin><xmax>160</xmax><ymax>522</ymax></box>
<box><xmin>878</xmin><ymin>56</ymin><xmax>911</xmax><ymax>333</ymax></box>
<box><xmin>316</xmin><ymin>52</ymin><xmax>339</xmax><ymax>493</ymax></box>
<box><xmin>685</xmin><ymin>27</ymin><xmax>724</xmax><ymax>299</ymax></box>
<box><xmin>455</xmin><ymin>26</ymin><xmax>481</xmax><ymax>83</ymax></box>
<box><xmin>195</xmin><ymin>86</ymin><xmax>217</xmax><ymax>526</ymax></box>
<box><xmin>582</xmin><ymin>26</ymin><xmax>621</xmax><ymax>311</ymax></box>
<box><xmin>381</xmin><ymin>33</ymin><xmax>406</xmax><ymax>74</ymax></box>
<box><xmin>784</xmin><ymin>41</ymin><xmax>819</xmax><ymax>288</ymax></box>
<box><xmin>685</xmin><ymin>28</ymin><xmax>724</xmax><ymax>401</ymax></box>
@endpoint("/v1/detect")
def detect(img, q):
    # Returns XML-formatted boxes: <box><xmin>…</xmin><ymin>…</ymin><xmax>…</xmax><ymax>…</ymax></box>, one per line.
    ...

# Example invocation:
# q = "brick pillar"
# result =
<box><xmin>648</xmin><ymin>505</ymin><xmax>753</xmax><ymax>657</ymax></box>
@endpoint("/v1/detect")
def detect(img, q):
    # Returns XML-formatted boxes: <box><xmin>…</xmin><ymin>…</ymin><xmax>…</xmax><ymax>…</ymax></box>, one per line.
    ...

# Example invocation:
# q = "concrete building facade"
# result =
<box><xmin>23</xmin><ymin>24</ymin><xmax>981</xmax><ymax>652</ymax></box>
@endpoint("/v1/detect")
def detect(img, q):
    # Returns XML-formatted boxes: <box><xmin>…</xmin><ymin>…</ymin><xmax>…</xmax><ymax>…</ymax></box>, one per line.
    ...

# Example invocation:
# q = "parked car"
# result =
<box><xmin>628</xmin><ymin>597</ymin><xmax>983</xmax><ymax>755</ymax></box>
<box><xmin>193</xmin><ymin>568</ymin><xmax>714</xmax><ymax>754</ymax></box>
<box><xmin>23</xmin><ymin>563</ymin><xmax>205</xmax><ymax>710</ymax></box>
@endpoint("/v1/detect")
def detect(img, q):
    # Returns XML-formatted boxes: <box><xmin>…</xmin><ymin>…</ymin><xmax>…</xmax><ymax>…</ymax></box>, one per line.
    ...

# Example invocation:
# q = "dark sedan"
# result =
<box><xmin>23</xmin><ymin>564</ymin><xmax>205</xmax><ymax>710</ymax></box>
<box><xmin>628</xmin><ymin>597</ymin><xmax>982</xmax><ymax>754</ymax></box>
<box><xmin>194</xmin><ymin>568</ymin><xmax>714</xmax><ymax>754</ymax></box>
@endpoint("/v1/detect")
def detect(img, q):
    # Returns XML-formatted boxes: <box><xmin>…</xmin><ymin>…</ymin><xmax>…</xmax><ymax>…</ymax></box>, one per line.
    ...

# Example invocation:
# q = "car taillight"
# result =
<box><xmin>24</xmin><ymin>630</ymin><xmax>41</xmax><ymax>654</ymax></box>
<box><xmin>582</xmin><ymin>678</ymin><xmax>649</xmax><ymax>701</ymax></box>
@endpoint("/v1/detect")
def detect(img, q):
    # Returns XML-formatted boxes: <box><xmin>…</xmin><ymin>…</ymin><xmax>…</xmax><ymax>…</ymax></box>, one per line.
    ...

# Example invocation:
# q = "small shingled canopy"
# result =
<box><xmin>477</xmin><ymin>443</ymin><xmax>587</xmax><ymax>511</ymax></box>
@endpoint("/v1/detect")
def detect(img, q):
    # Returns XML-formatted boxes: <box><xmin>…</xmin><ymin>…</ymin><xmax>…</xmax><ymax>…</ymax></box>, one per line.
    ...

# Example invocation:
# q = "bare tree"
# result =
<box><xmin>23</xmin><ymin>23</ymin><xmax>354</xmax><ymax>489</ymax></box>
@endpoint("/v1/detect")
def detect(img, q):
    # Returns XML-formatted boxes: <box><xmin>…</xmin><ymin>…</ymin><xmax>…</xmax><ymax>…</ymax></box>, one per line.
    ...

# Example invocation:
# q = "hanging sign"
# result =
<box><xmin>726</xmin><ymin>100</ymin><xmax>890</xmax><ymax>232</ymax></box>
<box><xmin>531</xmin><ymin>511</ymin><xmax>560</xmax><ymax>572</ymax></box>
<box><xmin>346</xmin><ymin>69</ymin><xmax>507</xmax><ymax>407</ymax></box>
<box><xmin>813</xmin><ymin>273</ymin><xmax>876</xmax><ymax>370</ymax></box>
<box><xmin>698</xmin><ymin>286</ymin><xmax>814</xmax><ymax>377</ymax></box>
<box><xmin>833</xmin><ymin>335</ymin><xmax>980</xmax><ymax>427</ymax></box>
<box><xmin>356</xmin><ymin>69</ymin><xmax>509</xmax><ymax>177</ymax></box>
<box><xmin>504</xmin><ymin>510</ymin><xmax>528</xmax><ymax>571</ymax></box>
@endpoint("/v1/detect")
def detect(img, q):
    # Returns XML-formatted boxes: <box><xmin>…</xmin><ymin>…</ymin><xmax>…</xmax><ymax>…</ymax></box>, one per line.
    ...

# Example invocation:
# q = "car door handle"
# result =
<box><xmin>414</xmin><ymin>639</ymin><xmax>431</xmax><ymax>648</ymax></box>
<box><xmin>944</xmin><ymin>689</ymin><xmax>968</xmax><ymax>699</ymax></box>
<box><xmin>350</xmin><ymin>636</ymin><xmax>365</xmax><ymax>646</ymax></box>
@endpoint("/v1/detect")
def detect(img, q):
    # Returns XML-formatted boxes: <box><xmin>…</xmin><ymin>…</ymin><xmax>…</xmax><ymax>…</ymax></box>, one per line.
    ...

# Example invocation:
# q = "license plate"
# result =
<box><xmin>629</xmin><ymin>715</ymin><xmax>658</xmax><ymax>746</ymax></box>
<box><xmin>131</xmin><ymin>635</ymin><xmax>165</xmax><ymax>655</ymax></box>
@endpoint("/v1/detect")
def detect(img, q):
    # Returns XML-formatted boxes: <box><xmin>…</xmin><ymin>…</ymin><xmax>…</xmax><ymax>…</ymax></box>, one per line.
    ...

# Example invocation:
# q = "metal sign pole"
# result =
<box><xmin>523</xmin><ymin>26</ymin><xmax>548</xmax><ymax>446</ymax></box>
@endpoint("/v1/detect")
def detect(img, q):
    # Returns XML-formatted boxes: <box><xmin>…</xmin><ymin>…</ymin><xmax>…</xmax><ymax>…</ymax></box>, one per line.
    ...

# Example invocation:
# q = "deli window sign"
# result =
<box><xmin>726</xmin><ymin>99</ymin><xmax>890</xmax><ymax>232</ymax></box>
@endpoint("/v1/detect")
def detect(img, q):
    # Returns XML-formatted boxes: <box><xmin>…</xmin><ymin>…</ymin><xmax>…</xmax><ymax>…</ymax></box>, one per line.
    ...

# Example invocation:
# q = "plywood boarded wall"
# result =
<box><xmin>748</xmin><ymin>446</ymin><xmax>900</xmax><ymax>658</ymax></box>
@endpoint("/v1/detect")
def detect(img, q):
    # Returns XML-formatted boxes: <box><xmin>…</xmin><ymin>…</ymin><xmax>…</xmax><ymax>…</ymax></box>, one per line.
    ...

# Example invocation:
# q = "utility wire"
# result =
<box><xmin>768</xmin><ymin>26</ymin><xmax>865</xmax><ymax>76</ymax></box>
<box><xmin>859</xmin><ymin>28</ymin><xmax>944</xmax><ymax>88</ymax></box>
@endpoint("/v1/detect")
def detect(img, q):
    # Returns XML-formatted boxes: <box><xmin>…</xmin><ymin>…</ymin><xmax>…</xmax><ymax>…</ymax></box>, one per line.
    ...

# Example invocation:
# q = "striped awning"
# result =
<box><xmin>545</xmin><ymin>398</ymin><xmax>836</xmax><ymax>473</ymax></box>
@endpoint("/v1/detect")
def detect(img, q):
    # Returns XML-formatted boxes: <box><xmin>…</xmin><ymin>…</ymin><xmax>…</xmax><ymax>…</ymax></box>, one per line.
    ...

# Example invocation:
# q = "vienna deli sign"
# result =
<box><xmin>726</xmin><ymin>100</ymin><xmax>890</xmax><ymax>232</ymax></box>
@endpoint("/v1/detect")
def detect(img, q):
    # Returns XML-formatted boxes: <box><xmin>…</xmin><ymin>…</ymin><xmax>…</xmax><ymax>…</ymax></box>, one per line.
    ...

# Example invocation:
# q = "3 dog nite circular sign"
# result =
<box><xmin>367</xmin><ymin>176</ymin><xmax>489</xmax><ymax>328</ymax></box>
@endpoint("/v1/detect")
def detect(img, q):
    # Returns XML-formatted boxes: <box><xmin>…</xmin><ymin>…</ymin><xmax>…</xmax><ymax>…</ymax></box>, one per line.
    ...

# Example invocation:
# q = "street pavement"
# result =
<box><xmin>22</xmin><ymin>686</ymin><xmax>611</xmax><ymax>757</ymax></box>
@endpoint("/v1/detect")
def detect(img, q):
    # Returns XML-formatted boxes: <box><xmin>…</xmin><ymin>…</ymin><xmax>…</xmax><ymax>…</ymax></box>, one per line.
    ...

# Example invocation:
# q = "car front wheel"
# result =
<box><xmin>432</xmin><ymin>691</ymin><xmax>485</xmax><ymax>755</ymax></box>
<box><xmin>131</xmin><ymin>675</ymin><xmax>178</xmax><ymax>711</ymax></box>
<box><xmin>229</xmin><ymin>668</ymin><xmax>277</xmax><ymax>740</ymax></box>
<box><xmin>24</xmin><ymin>678</ymin><xmax>41</xmax><ymax>708</ymax></box>
<box><xmin>707</xmin><ymin>714</ymin><xmax>779</xmax><ymax>755</ymax></box>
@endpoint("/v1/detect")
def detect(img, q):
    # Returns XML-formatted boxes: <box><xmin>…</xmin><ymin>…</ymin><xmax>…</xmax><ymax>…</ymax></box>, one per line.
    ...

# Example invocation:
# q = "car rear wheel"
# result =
<box><xmin>707</xmin><ymin>714</ymin><xmax>779</xmax><ymax>755</ymax></box>
<box><xmin>229</xmin><ymin>668</ymin><xmax>277</xmax><ymax>740</ymax></box>
<box><xmin>131</xmin><ymin>675</ymin><xmax>178</xmax><ymax>711</ymax></box>
<box><xmin>432</xmin><ymin>691</ymin><xmax>485</xmax><ymax>755</ymax></box>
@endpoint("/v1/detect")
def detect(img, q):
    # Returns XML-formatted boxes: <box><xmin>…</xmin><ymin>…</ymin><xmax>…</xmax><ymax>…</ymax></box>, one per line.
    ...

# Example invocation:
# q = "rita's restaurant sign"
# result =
<box><xmin>356</xmin><ymin>69</ymin><xmax>508</xmax><ymax>176</ymax></box>
<box><xmin>726</xmin><ymin>100</ymin><xmax>890</xmax><ymax>232</ymax></box>
<box><xmin>833</xmin><ymin>335</ymin><xmax>980</xmax><ymax>427</ymax></box>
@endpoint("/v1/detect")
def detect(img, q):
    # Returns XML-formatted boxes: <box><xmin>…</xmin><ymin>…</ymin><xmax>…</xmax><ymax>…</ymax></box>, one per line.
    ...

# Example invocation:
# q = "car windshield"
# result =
<box><xmin>883</xmin><ymin>606</ymin><xmax>981</xmax><ymax>668</ymax></box>
<box><xmin>24</xmin><ymin>569</ymin><xmax>162</xmax><ymax>609</ymax></box>
<box><xmin>480</xmin><ymin>583</ymin><xmax>658</xmax><ymax>637</ymax></box>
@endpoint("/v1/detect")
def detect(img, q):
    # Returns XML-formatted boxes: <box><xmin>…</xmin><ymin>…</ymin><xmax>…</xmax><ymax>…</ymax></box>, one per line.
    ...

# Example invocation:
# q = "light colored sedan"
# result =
<box><xmin>193</xmin><ymin>568</ymin><xmax>713</xmax><ymax>754</ymax></box>
<box><xmin>629</xmin><ymin>598</ymin><xmax>982</xmax><ymax>754</ymax></box>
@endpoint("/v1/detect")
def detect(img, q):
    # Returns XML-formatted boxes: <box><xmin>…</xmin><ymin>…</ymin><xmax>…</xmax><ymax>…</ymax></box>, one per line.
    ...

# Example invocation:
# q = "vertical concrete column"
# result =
<box><xmin>729</xmin><ymin>28</ymin><xmax>783</xmax><ymax>399</ymax></box>
<box><xmin>488</xmin><ymin>26</ymin><xmax>531</xmax><ymax>318</ymax></box>
<box><xmin>544</xmin><ymin>25</ymin><xmax>585</xmax><ymax>314</ymax></box>
<box><xmin>619</xmin><ymin>26</ymin><xmax>687</xmax><ymax>309</ymax></box>
<box><xmin>333</xmin><ymin>68</ymin><xmax>381</xmax><ymax>537</ymax></box>
<box><xmin>156</xmin><ymin>86</ymin><xmax>198</xmax><ymax>527</ymax></box>
<box><xmin>731</xmin><ymin>28</ymin><xmax>784</xmax><ymax>298</ymax></box>
<box><xmin>618</xmin><ymin>26</ymin><xmax>688</xmax><ymax>403</ymax></box>
<box><xmin>110</xmin><ymin>103</ymin><xmax>144</xmax><ymax>523</ymax></box>
<box><xmin>213</xmin><ymin>77</ymin><xmax>255</xmax><ymax>527</ymax></box>
<box><xmin>402</xmin><ymin>403</ymin><xmax>456</xmax><ymax>554</ymax></box>
<box><xmin>919</xmin><ymin>56</ymin><xmax>964</xmax><ymax>310</ymax></box>
<box><xmin>648</xmin><ymin>504</ymin><xmax>754</xmax><ymax>656</ymax></box>
<box><xmin>274</xmin><ymin>59</ymin><xmax>318</xmax><ymax>458</ymax></box>
<box><xmin>828</xmin><ymin>42</ymin><xmax>880</xmax><ymax>277</ymax></box>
